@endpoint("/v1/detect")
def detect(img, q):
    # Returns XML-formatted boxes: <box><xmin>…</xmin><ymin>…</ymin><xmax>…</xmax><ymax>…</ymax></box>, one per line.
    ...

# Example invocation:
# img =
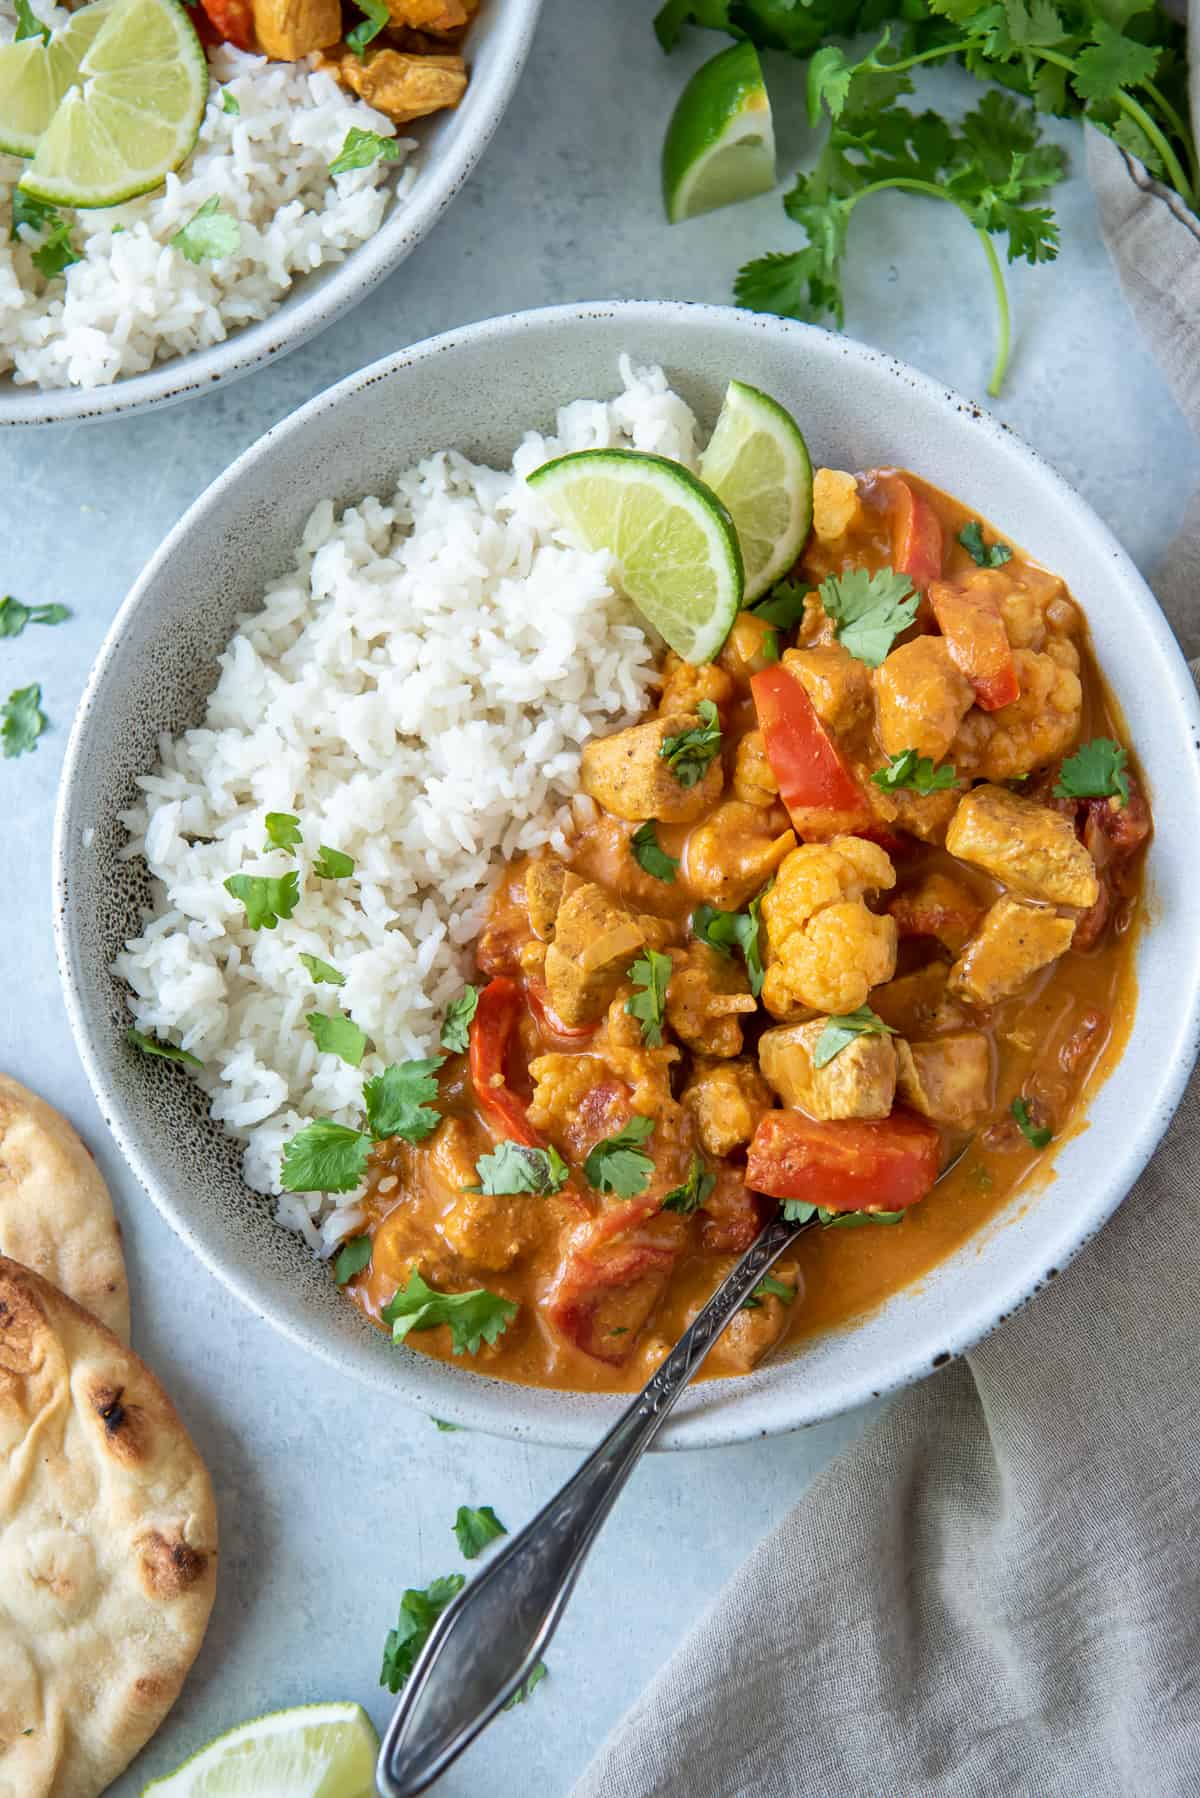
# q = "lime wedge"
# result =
<box><xmin>662</xmin><ymin>40</ymin><xmax>776</xmax><ymax>225</ymax></box>
<box><xmin>19</xmin><ymin>0</ymin><xmax>206</xmax><ymax>209</ymax></box>
<box><xmin>699</xmin><ymin>379</ymin><xmax>813</xmax><ymax>602</ymax></box>
<box><xmin>0</xmin><ymin>3</ymin><xmax>112</xmax><ymax>159</ymax></box>
<box><xmin>528</xmin><ymin>449</ymin><xmax>743</xmax><ymax>663</ymax></box>
<box><xmin>141</xmin><ymin>1701</ymin><xmax>379</xmax><ymax>1797</ymax></box>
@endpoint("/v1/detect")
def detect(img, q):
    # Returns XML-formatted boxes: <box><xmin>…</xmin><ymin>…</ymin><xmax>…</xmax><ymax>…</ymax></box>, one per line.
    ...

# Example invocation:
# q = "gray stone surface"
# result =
<box><xmin>0</xmin><ymin>0</ymin><xmax>1196</xmax><ymax>1790</ymax></box>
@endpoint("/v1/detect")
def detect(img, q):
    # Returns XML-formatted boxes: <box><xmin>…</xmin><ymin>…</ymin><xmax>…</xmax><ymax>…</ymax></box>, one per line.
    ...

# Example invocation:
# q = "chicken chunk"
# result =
<box><xmin>665</xmin><ymin>941</ymin><xmax>756</xmax><ymax>1058</ymax></box>
<box><xmin>863</xmin><ymin>775</ymin><xmax>960</xmax><ymax>846</ymax></box>
<box><xmin>325</xmin><ymin>48</ymin><xmax>467</xmax><ymax>123</ymax></box>
<box><xmin>812</xmin><ymin>468</ymin><xmax>862</xmax><ymax>543</ymax></box>
<box><xmin>949</xmin><ymin>896</ymin><xmax>1076</xmax><ymax>1005</ymax></box>
<box><xmin>705</xmin><ymin>1261</ymin><xmax>799</xmax><ymax>1374</ymax></box>
<box><xmin>953</xmin><ymin>649</ymin><xmax>1084</xmax><ymax>781</ymax></box>
<box><xmin>525</xmin><ymin>855</ymin><xmax>567</xmax><ymax>940</ymax></box>
<box><xmin>872</xmin><ymin>961</ymin><xmax>965</xmax><ymax>1037</ymax></box>
<box><xmin>760</xmin><ymin>836</ymin><xmax>898</xmax><ymax>1017</ymax></box>
<box><xmin>897</xmin><ymin>1032</ymin><xmax>992</xmax><ymax>1127</ymax></box>
<box><xmin>684</xmin><ymin>801</ymin><xmax>796</xmax><ymax>911</ymax></box>
<box><xmin>758</xmin><ymin>1020</ymin><xmax>897</xmax><ymax>1121</ymax></box>
<box><xmin>781</xmin><ymin>644</ymin><xmax>873</xmax><ymax>735</ymax></box>
<box><xmin>658</xmin><ymin>652</ymin><xmax>735</xmax><ymax>718</ymax></box>
<box><xmin>543</xmin><ymin>882</ymin><xmax>645</xmax><ymax>1026</ymax></box>
<box><xmin>385</xmin><ymin>0</ymin><xmax>475</xmax><ymax>29</ymax></box>
<box><xmin>581</xmin><ymin>713</ymin><xmax>724</xmax><ymax>824</ymax></box>
<box><xmin>430</xmin><ymin>1119</ymin><xmax>534</xmax><ymax>1271</ymax></box>
<box><xmin>733</xmin><ymin>729</ymin><xmax>779</xmax><ymax>809</ymax></box>
<box><xmin>945</xmin><ymin>785</ymin><xmax>1099</xmax><ymax>908</ymax></box>
<box><xmin>682</xmin><ymin>1057</ymin><xmax>774</xmax><ymax>1158</ymax></box>
<box><xmin>253</xmin><ymin>0</ymin><xmax>339</xmax><ymax>58</ymax></box>
<box><xmin>875</xmin><ymin>636</ymin><xmax>975</xmax><ymax>763</ymax></box>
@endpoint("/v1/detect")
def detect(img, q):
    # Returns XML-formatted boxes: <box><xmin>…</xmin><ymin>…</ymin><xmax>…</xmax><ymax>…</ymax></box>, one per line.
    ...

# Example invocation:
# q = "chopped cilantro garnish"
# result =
<box><xmin>760</xmin><ymin>627</ymin><xmax>781</xmax><ymax>664</ymax></box>
<box><xmin>811</xmin><ymin>1005</ymin><xmax>896</xmax><ymax>1070</ymax></box>
<box><xmin>330</xmin><ymin>126</ymin><xmax>404</xmax><ymax>177</ymax></box>
<box><xmin>441</xmin><ymin>985</ymin><xmax>480</xmax><ymax>1053</ymax></box>
<box><xmin>472</xmin><ymin>1140</ymin><xmax>569</xmax><ymax>1196</ymax></box>
<box><xmin>661</xmin><ymin>1154</ymin><xmax>716</xmax><ymax>1214</ymax></box>
<box><xmin>819</xmin><ymin>566</ymin><xmax>918</xmax><ymax>666</ymax></box>
<box><xmin>958</xmin><ymin>520</ymin><xmax>1013</xmax><ymax>568</ymax></box>
<box><xmin>306</xmin><ymin>1011</ymin><xmax>368</xmax><ymax>1067</ymax></box>
<box><xmin>747</xmin><ymin>578</ymin><xmax>809</xmax><ymax>631</ymax></box>
<box><xmin>313</xmin><ymin>844</ymin><xmax>355</xmax><ymax>879</ymax></box>
<box><xmin>127</xmin><ymin>1027</ymin><xmax>203</xmax><ymax>1069</ymax></box>
<box><xmin>692</xmin><ymin>890</ymin><xmax>766</xmax><ymax>997</ymax></box>
<box><xmin>299</xmin><ymin>952</ymin><xmax>344</xmax><ymax>987</ymax></box>
<box><xmin>1012</xmin><ymin>1096</ymin><xmax>1052</xmax><ymax>1149</ymax></box>
<box><xmin>781</xmin><ymin>1199</ymin><xmax>904</xmax><ymax>1228</ymax></box>
<box><xmin>659</xmin><ymin>700</ymin><xmax>722</xmax><ymax>788</ymax></box>
<box><xmin>583</xmin><ymin>1115</ymin><xmax>655</xmax><ymax>1198</ymax></box>
<box><xmin>170</xmin><ymin>196</ymin><xmax>240</xmax><ymax>265</ymax></box>
<box><xmin>503</xmin><ymin>1661</ymin><xmax>548</xmax><ymax>1709</ymax></box>
<box><xmin>346</xmin><ymin>0</ymin><xmax>388</xmax><ymax>51</ymax></box>
<box><xmin>380</xmin><ymin>1574</ymin><xmax>465</xmax><ymax>1693</ymax></box>
<box><xmin>332</xmin><ymin>1234</ymin><xmax>372</xmax><ymax>1285</ymax></box>
<box><xmin>14</xmin><ymin>0</ymin><xmax>49</xmax><ymax>41</ymax></box>
<box><xmin>280</xmin><ymin>1118</ymin><xmax>371</xmax><ymax>1193</ymax></box>
<box><xmin>1054</xmin><ymin>738</ymin><xmax>1130</xmax><ymax>806</ymax></box>
<box><xmin>224</xmin><ymin>871</ymin><xmax>300</xmax><ymax>930</ymax></box>
<box><xmin>453</xmin><ymin>1504</ymin><xmax>507</xmax><ymax>1559</ymax></box>
<box><xmin>363</xmin><ymin>1058</ymin><xmax>445</xmax><ymax>1143</ymax></box>
<box><xmin>432</xmin><ymin>1417</ymin><xmax>460</xmax><ymax>1432</ymax></box>
<box><xmin>625</xmin><ymin>947</ymin><xmax>673</xmax><ymax>1048</ymax></box>
<box><xmin>1</xmin><ymin>684</ymin><xmax>47</xmax><ymax>758</ymax></box>
<box><xmin>221</xmin><ymin>88</ymin><xmax>240</xmax><ymax>114</ymax></box>
<box><xmin>870</xmin><ymin>749</ymin><xmax>958</xmax><ymax>796</ymax></box>
<box><xmin>0</xmin><ymin>597</ymin><xmax>69</xmax><ymax>638</ymax></box>
<box><xmin>631</xmin><ymin>820</ymin><xmax>678</xmax><ymax>883</ymax></box>
<box><xmin>742</xmin><ymin>1273</ymin><xmax>796</xmax><ymax>1311</ymax></box>
<box><xmin>382</xmin><ymin>1268</ymin><xmax>518</xmax><ymax>1355</ymax></box>
<box><xmin>264</xmin><ymin>811</ymin><xmax>301</xmax><ymax>855</ymax></box>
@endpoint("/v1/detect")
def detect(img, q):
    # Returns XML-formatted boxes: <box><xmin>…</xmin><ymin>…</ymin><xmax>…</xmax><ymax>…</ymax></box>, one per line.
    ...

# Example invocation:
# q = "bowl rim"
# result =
<box><xmin>53</xmin><ymin>299</ymin><xmax>1200</xmax><ymax>1448</ymax></box>
<box><xmin>0</xmin><ymin>0</ymin><xmax>543</xmax><ymax>428</ymax></box>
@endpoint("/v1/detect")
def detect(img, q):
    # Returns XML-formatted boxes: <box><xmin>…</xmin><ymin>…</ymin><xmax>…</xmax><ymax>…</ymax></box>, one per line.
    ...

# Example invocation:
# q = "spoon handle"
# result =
<box><xmin>376</xmin><ymin>1208</ymin><xmax>810</xmax><ymax>1797</ymax></box>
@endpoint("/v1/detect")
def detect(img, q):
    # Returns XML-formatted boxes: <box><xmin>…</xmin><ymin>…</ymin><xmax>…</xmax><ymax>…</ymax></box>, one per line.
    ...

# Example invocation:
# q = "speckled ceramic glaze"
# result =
<box><xmin>0</xmin><ymin>0</ymin><xmax>541</xmax><ymax>427</ymax></box>
<box><xmin>53</xmin><ymin>302</ymin><xmax>1200</xmax><ymax>1448</ymax></box>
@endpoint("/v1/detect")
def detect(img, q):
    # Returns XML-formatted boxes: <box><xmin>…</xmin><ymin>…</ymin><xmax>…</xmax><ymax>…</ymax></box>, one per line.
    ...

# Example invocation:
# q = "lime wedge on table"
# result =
<box><xmin>18</xmin><ymin>0</ymin><xmax>207</xmax><ymax>209</ymax></box>
<box><xmin>528</xmin><ymin>449</ymin><xmax>744</xmax><ymax>663</ymax></box>
<box><xmin>662</xmin><ymin>40</ymin><xmax>776</xmax><ymax>225</ymax></box>
<box><xmin>0</xmin><ymin>3</ymin><xmax>112</xmax><ymax>159</ymax></box>
<box><xmin>141</xmin><ymin>1700</ymin><xmax>379</xmax><ymax>1796</ymax></box>
<box><xmin>699</xmin><ymin>379</ymin><xmax>813</xmax><ymax>602</ymax></box>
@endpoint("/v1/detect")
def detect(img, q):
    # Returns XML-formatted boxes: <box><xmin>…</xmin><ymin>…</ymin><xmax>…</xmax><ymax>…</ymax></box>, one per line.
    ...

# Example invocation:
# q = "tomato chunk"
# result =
<box><xmin>196</xmin><ymin>0</ymin><xmax>255</xmax><ymax>49</ymax></box>
<box><xmin>883</xmin><ymin>476</ymin><xmax>944</xmax><ymax>590</ymax></box>
<box><xmin>930</xmin><ymin>578</ymin><xmax>1019</xmax><ymax>711</ymax></box>
<box><xmin>468</xmin><ymin>976</ymin><xmax>542</xmax><ymax>1148</ymax></box>
<box><xmin>548</xmin><ymin>1195</ymin><xmax>682</xmax><ymax>1363</ymax></box>
<box><xmin>746</xmin><ymin>1109</ymin><xmax>942</xmax><ymax>1213</ymax></box>
<box><xmin>751</xmin><ymin>664</ymin><xmax>870</xmax><ymax>839</ymax></box>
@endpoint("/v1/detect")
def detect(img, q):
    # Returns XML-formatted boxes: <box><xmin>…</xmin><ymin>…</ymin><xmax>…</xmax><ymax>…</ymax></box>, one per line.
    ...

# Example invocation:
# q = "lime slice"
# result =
<box><xmin>19</xmin><ymin>0</ymin><xmax>206</xmax><ymax>209</ymax></box>
<box><xmin>141</xmin><ymin>1701</ymin><xmax>379</xmax><ymax>1797</ymax></box>
<box><xmin>528</xmin><ymin>449</ymin><xmax>743</xmax><ymax>663</ymax></box>
<box><xmin>699</xmin><ymin>379</ymin><xmax>813</xmax><ymax>602</ymax></box>
<box><xmin>0</xmin><ymin>3</ymin><xmax>112</xmax><ymax>159</ymax></box>
<box><xmin>662</xmin><ymin>40</ymin><xmax>776</xmax><ymax>225</ymax></box>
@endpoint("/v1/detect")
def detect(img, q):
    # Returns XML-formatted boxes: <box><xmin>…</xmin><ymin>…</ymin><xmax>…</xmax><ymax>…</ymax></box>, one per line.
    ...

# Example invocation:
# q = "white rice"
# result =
<box><xmin>0</xmin><ymin>8</ymin><xmax>415</xmax><ymax>390</ymax></box>
<box><xmin>116</xmin><ymin>358</ymin><xmax>700</xmax><ymax>1252</ymax></box>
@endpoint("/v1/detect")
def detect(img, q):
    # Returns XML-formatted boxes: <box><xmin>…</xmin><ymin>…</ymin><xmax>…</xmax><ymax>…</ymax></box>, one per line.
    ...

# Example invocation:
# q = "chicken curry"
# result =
<box><xmin>343</xmin><ymin>466</ymin><xmax>1150</xmax><ymax>1393</ymax></box>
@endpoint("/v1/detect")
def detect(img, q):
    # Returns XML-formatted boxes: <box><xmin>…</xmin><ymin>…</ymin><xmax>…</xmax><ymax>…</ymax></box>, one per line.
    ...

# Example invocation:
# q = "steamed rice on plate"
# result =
<box><xmin>0</xmin><ymin>0</ymin><xmax>477</xmax><ymax>391</ymax></box>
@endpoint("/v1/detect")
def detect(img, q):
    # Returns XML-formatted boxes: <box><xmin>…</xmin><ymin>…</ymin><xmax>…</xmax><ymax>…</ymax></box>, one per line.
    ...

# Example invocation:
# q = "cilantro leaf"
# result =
<box><xmin>1053</xmin><ymin>738</ymin><xmax>1130</xmax><ymax>804</ymax></box>
<box><xmin>11</xmin><ymin>190</ymin><xmax>80</xmax><ymax>278</ymax></box>
<box><xmin>441</xmin><ymin>985</ymin><xmax>480</xmax><ymax>1053</ymax></box>
<box><xmin>659</xmin><ymin>700</ymin><xmax>722</xmax><ymax>789</ymax></box>
<box><xmin>583</xmin><ymin>1115</ymin><xmax>656</xmax><ymax>1198</ymax></box>
<box><xmin>14</xmin><ymin>0</ymin><xmax>49</xmax><ymax>41</ymax></box>
<box><xmin>381</xmin><ymin>1268</ymin><xmax>518</xmax><ymax>1355</ymax></box>
<box><xmin>0</xmin><ymin>596</ymin><xmax>69</xmax><ymax>637</ymax></box>
<box><xmin>453</xmin><ymin>1504</ymin><xmax>507</xmax><ymax>1559</ymax></box>
<box><xmin>1072</xmin><ymin>20</ymin><xmax>1159</xmax><ymax>103</ymax></box>
<box><xmin>127</xmin><ymin>1027</ymin><xmax>203</xmax><ymax>1069</ymax></box>
<box><xmin>1012</xmin><ymin>1095</ymin><xmax>1052</xmax><ymax>1148</ymax></box>
<box><xmin>31</xmin><ymin>219</ymin><xmax>81</xmax><ymax>280</ymax></box>
<box><xmin>280</xmin><ymin>1118</ymin><xmax>371</xmax><ymax>1193</ymax></box>
<box><xmin>307</xmin><ymin>1010</ymin><xmax>368</xmax><ymax>1067</ymax></box>
<box><xmin>692</xmin><ymin>890</ymin><xmax>766</xmax><ymax>997</ymax></box>
<box><xmin>1</xmin><ymin>684</ymin><xmax>47</xmax><ymax>758</ymax></box>
<box><xmin>807</xmin><ymin>43</ymin><xmax>855</xmax><ymax>126</ymax></box>
<box><xmin>811</xmin><ymin>1005</ymin><xmax>896</xmax><ymax>1070</ymax></box>
<box><xmin>432</xmin><ymin>1417</ymin><xmax>460</xmax><ymax>1431</ymax></box>
<box><xmin>958</xmin><ymin>519</ymin><xmax>1013</xmax><ymax>567</ymax></box>
<box><xmin>332</xmin><ymin>1234</ymin><xmax>372</xmax><ymax>1285</ymax></box>
<box><xmin>221</xmin><ymin>88</ymin><xmax>240</xmax><ymax>114</ymax></box>
<box><xmin>747</xmin><ymin>577</ymin><xmax>811</xmax><ymax>630</ymax></box>
<box><xmin>224</xmin><ymin>871</ymin><xmax>300</xmax><ymax>930</ymax></box>
<box><xmin>330</xmin><ymin>126</ymin><xmax>403</xmax><ymax>176</ymax></box>
<box><xmin>742</xmin><ymin>1272</ymin><xmax>796</xmax><ymax>1310</ymax></box>
<box><xmin>760</xmin><ymin>627</ymin><xmax>781</xmax><ymax>664</ymax></box>
<box><xmin>264</xmin><ymin>811</ymin><xmax>301</xmax><ymax>854</ymax></box>
<box><xmin>472</xmin><ymin>1140</ymin><xmax>569</xmax><ymax>1196</ymax></box>
<box><xmin>346</xmin><ymin>0</ymin><xmax>388</xmax><ymax>51</ymax></box>
<box><xmin>300</xmin><ymin>952</ymin><xmax>345</xmax><ymax>986</ymax></box>
<box><xmin>781</xmin><ymin>1198</ymin><xmax>904</xmax><ymax>1227</ymax></box>
<box><xmin>380</xmin><ymin>1573</ymin><xmax>466</xmax><ymax>1693</ymax></box>
<box><xmin>819</xmin><ymin>566</ymin><xmax>918</xmax><ymax>666</ymax></box>
<box><xmin>662</xmin><ymin>1154</ymin><xmax>716</xmax><ymax>1214</ymax></box>
<box><xmin>313</xmin><ymin>844</ymin><xmax>355</xmax><ymax>879</ymax></box>
<box><xmin>503</xmin><ymin>1661</ymin><xmax>548</xmax><ymax>1709</ymax></box>
<box><xmin>170</xmin><ymin>197</ymin><xmax>240</xmax><ymax>265</ymax></box>
<box><xmin>364</xmin><ymin>1058</ymin><xmax>445</xmax><ymax>1143</ymax></box>
<box><xmin>625</xmin><ymin>947</ymin><xmax>673</xmax><ymax>1048</ymax></box>
<box><xmin>631</xmin><ymin>820</ymin><xmax>678</xmax><ymax>883</ymax></box>
<box><xmin>871</xmin><ymin>748</ymin><xmax>959</xmax><ymax>795</ymax></box>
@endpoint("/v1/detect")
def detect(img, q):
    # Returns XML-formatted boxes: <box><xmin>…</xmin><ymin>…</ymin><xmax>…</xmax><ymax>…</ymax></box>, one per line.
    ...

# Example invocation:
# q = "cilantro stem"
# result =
<box><xmin>1031</xmin><ymin>48</ymin><xmax>1195</xmax><ymax>210</ymax></box>
<box><xmin>880</xmin><ymin>39</ymin><xmax>974</xmax><ymax>73</ymax></box>
<box><xmin>849</xmin><ymin>177</ymin><xmax>1012</xmax><ymax>394</ymax></box>
<box><xmin>1138</xmin><ymin>78</ymin><xmax>1200</xmax><ymax>200</ymax></box>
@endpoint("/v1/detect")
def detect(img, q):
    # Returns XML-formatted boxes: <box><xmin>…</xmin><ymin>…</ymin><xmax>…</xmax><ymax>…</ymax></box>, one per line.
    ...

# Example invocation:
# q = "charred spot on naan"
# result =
<box><xmin>136</xmin><ymin>1530</ymin><xmax>211</xmax><ymax>1601</ymax></box>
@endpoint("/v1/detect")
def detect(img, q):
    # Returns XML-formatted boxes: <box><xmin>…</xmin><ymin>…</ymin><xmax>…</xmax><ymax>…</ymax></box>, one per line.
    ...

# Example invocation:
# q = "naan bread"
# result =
<box><xmin>0</xmin><ymin>1257</ymin><xmax>217</xmax><ymax>1798</ymax></box>
<box><xmin>0</xmin><ymin>1075</ymin><xmax>129</xmax><ymax>1342</ymax></box>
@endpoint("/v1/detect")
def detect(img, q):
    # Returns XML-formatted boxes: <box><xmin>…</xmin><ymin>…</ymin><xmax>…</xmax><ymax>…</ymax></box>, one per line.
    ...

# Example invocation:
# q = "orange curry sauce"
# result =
<box><xmin>346</xmin><ymin>469</ymin><xmax>1149</xmax><ymax>1394</ymax></box>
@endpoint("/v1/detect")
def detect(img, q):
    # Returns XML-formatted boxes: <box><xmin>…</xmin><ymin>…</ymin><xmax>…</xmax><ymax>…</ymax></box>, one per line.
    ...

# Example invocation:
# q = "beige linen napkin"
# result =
<box><xmin>573</xmin><ymin>123</ymin><xmax>1200</xmax><ymax>1798</ymax></box>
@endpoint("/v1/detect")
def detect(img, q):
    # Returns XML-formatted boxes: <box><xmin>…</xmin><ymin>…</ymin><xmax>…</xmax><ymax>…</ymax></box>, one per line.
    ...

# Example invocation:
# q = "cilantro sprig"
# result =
<box><xmin>871</xmin><ymin>748</ymin><xmax>958</xmax><ymax>795</ymax></box>
<box><xmin>280</xmin><ymin>1056</ymin><xmax>447</xmax><ymax>1193</ymax></box>
<box><xmin>583</xmin><ymin>1115</ymin><xmax>656</xmax><ymax>1198</ymax></box>
<box><xmin>811</xmin><ymin>1005</ymin><xmax>896</xmax><ymax>1069</ymax></box>
<box><xmin>662</xmin><ymin>1154</ymin><xmax>716</xmax><ymax>1214</ymax></box>
<box><xmin>693</xmin><ymin>890</ymin><xmax>767</xmax><ymax>997</ymax></box>
<box><xmin>453</xmin><ymin>1504</ymin><xmax>508</xmax><ymax>1560</ymax></box>
<box><xmin>0</xmin><ymin>596</ymin><xmax>69</xmax><ymax>637</ymax></box>
<box><xmin>364</xmin><ymin>1057</ymin><xmax>445</xmax><ymax>1143</ymax></box>
<box><xmin>631</xmin><ymin>819</ymin><xmax>678</xmax><ymax>883</ymax></box>
<box><xmin>380</xmin><ymin>1574</ymin><xmax>465</xmax><ymax>1693</ymax></box>
<box><xmin>382</xmin><ymin>1268</ymin><xmax>518</xmax><ymax>1355</ymax></box>
<box><xmin>625</xmin><ymin>947</ymin><xmax>673</xmax><ymax>1048</ymax></box>
<box><xmin>441</xmin><ymin>985</ymin><xmax>480</xmax><ymax>1053</ymax></box>
<box><xmin>659</xmin><ymin>700</ymin><xmax>722</xmax><ymax>788</ymax></box>
<box><xmin>819</xmin><ymin>566</ymin><xmax>918</xmax><ymax>666</ymax></box>
<box><xmin>472</xmin><ymin>1140</ymin><xmax>569</xmax><ymax>1196</ymax></box>
<box><xmin>958</xmin><ymin>520</ymin><xmax>1013</xmax><ymax>568</ymax></box>
<box><xmin>1054</xmin><ymin>737</ymin><xmax>1130</xmax><ymax>805</ymax></box>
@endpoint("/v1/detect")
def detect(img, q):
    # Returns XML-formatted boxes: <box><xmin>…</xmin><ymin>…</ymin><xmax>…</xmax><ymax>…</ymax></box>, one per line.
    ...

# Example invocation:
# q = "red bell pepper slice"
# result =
<box><xmin>468</xmin><ymin>976</ymin><xmax>542</xmax><ymax>1148</ymax></box>
<box><xmin>882</xmin><ymin>475</ymin><xmax>944</xmax><ymax>590</ymax></box>
<box><xmin>751</xmin><ymin>664</ymin><xmax>870</xmax><ymax>840</ymax></box>
<box><xmin>547</xmin><ymin>1194</ymin><xmax>681</xmax><ymax>1364</ymax></box>
<box><xmin>746</xmin><ymin>1109</ymin><xmax>942</xmax><ymax>1213</ymax></box>
<box><xmin>930</xmin><ymin>579</ymin><xmax>1020</xmax><ymax>712</ymax></box>
<box><xmin>526</xmin><ymin>979</ymin><xmax>597</xmax><ymax>1049</ymax></box>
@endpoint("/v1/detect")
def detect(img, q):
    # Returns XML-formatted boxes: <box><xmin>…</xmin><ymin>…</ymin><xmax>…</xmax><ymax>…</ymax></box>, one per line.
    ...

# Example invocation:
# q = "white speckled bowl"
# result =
<box><xmin>53</xmin><ymin>301</ymin><xmax>1200</xmax><ymax>1448</ymax></box>
<box><xmin>0</xmin><ymin>0</ymin><xmax>541</xmax><ymax>427</ymax></box>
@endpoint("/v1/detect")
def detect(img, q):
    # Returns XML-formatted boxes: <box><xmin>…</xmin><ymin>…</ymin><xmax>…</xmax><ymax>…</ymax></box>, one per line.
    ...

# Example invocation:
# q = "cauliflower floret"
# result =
<box><xmin>685</xmin><ymin>801</ymin><xmax>796</xmax><ymax>911</ymax></box>
<box><xmin>954</xmin><ymin>648</ymin><xmax>1083</xmax><ymax>781</ymax></box>
<box><xmin>733</xmin><ymin>729</ymin><xmax>779</xmax><ymax>808</ymax></box>
<box><xmin>760</xmin><ymin>836</ymin><xmax>898</xmax><ymax>1017</ymax></box>
<box><xmin>665</xmin><ymin>942</ymin><xmax>756</xmax><ymax>1058</ymax></box>
<box><xmin>658</xmin><ymin>652</ymin><xmax>735</xmax><ymax>718</ymax></box>
<box><xmin>812</xmin><ymin>468</ymin><xmax>862</xmax><ymax>542</ymax></box>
